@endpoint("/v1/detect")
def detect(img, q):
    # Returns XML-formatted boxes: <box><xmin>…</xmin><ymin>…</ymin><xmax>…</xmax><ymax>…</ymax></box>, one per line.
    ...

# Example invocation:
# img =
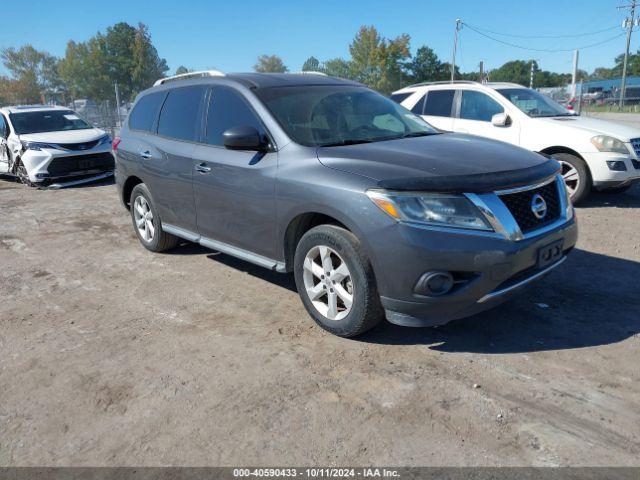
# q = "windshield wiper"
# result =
<box><xmin>320</xmin><ymin>139</ymin><xmax>377</xmax><ymax>147</ymax></box>
<box><xmin>400</xmin><ymin>131</ymin><xmax>438</xmax><ymax>138</ymax></box>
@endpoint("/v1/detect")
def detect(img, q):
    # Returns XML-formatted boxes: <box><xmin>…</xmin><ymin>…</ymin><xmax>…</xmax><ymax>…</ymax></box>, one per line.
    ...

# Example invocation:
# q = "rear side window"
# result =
<box><xmin>0</xmin><ymin>115</ymin><xmax>7</xmax><ymax>138</ymax></box>
<box><xmin>129</xmin><ymin>92</ymin><xmax>166</xmax><ymax>132</ymax></box>
<box><xmin>157</xmin><ymin>86</ymin><xmax>206</xmax><ymax>141</ymax></box>
<box><xmin>460</xmin><ymin>90</ymin><xmax>504</xmax><ymax>122</ymax></box>
<box><xmin>389</xmin><ymin>92</ymin><xmax>412</xmax><ymax>104</ymax></box>
<box><xmin>424</xmin><ymin>90</ymin><xmax>455</xmax><ymax>117</ymax></box>
<box><xmin>205</xmin><ymin>86</ymin><xmax>264</xmax><ymax>146</ymax></box>
<box><xmin>410</xmin><ymin>94</ymin><xmax>426</xmax><ymax>114</ymax></box>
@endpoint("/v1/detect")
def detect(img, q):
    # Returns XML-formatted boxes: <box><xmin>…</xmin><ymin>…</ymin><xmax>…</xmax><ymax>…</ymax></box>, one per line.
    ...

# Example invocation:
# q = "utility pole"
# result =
<box><xmin>571</xmin><ymin>49</ymin><xmax>580</xmax><ymax>100</ymax></box>
<box><xmin>114</xmin><ymin>82</ymin><xmax>122</xmax><ymax>127</ymax></box>
<box><xmin>451</xmin><ymin>19</ymin><xmax>462</xmax><ymax>82</ymax></box>
<box><xmin>479</xmin><ymin>60</ymin><xmax>484</xmax><ymax>83</ymax></box>
<box><xmin>529</xmin><ymin>61</ymin><xmax>535</xmax><ymax>89</ymax></box>
<box><xmin>619</xmin><ymin>1</ymin><xmax>637</xmax><ymax>108</ymax></box>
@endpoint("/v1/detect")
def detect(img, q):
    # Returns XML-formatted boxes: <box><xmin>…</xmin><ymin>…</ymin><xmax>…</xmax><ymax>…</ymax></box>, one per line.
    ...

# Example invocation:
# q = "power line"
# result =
<box><xmin>462</xmin><ymin>23</ymin><xmax>619</xmax><ymax>39</ymax></box>
<box><xmin>462</xmin><ymin>23</ymin><xmax>626</xmax><ymax>52</ymax></box>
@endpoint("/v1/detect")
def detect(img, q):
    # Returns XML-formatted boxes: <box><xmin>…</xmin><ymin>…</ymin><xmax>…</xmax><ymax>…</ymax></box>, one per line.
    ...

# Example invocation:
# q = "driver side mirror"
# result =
<box><xmin>491</xmin><ymin>112</ymin><xmax>511</xmax><ymax>127</ymax></box>
<box><xmin>223</xmin><ymin>126</ymin><xmax>269</xmax><ymax>152</ymax></box>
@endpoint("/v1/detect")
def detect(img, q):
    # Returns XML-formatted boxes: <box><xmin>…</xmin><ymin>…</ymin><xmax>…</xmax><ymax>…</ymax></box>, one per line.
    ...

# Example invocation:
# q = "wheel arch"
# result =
<box><xmin>539</xmin><ymin>146</ymin><xmax>591</xmax><ymax>176</ymax></box>
<box><xmin>122</xmin><ymin>175</ymin><xmax>144</xmax><ymax>209</ymax></box>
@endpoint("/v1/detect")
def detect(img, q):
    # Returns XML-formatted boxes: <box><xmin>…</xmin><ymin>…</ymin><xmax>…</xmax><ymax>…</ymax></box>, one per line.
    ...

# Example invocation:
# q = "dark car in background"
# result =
<box><xmin>114</xmin><ymin>71</ymin><xmax>576</xmax><ymax>337</ymax></box>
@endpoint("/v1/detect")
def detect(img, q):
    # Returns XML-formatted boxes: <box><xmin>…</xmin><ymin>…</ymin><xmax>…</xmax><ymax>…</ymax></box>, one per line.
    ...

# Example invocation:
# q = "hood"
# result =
<box><xmin>317</xmin><ymin>133</ymin><xmax>558</xmax><ymax>192</ymax></box>
<box><xmin>18</xmin><ymin>128</ymin><xmax>106</xmax><ymax>144</ymax></box>
<box><xmin>536</xmin><ymin>115</ymin><xmax>640</xmax><ymax>141</ymax></box>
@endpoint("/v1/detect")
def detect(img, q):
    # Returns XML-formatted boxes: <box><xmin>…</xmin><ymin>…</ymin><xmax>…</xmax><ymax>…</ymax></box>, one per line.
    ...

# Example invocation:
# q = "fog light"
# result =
<box><xmin>414</xmin><ymin>271</ymin><xmax>454</xmax><ymax>297</ymax></box>
<box><xmin>606</xmin><ymin>160</ymin><xmax>627</xmax><ymax>171</ymax></box>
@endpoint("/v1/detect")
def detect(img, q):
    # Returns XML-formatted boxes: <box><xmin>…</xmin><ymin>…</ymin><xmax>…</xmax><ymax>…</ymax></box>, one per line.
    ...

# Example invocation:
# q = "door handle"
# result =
<box><xmin>195</xmin><ymin>162</ymin><xmax>211</xmax><ymax>173</ymax></box>
<box><xmin>139</xmin><ymin>150</ymin><xmax>152</xmax><ymax>159</ymax></box>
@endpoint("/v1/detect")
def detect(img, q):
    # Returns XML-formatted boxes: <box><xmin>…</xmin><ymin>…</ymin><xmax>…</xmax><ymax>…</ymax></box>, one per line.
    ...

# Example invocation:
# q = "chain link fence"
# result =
<box><xmin>68</xmin><ymin>99</ymin><xmax>130</xmax><ymax>138</ymax></box>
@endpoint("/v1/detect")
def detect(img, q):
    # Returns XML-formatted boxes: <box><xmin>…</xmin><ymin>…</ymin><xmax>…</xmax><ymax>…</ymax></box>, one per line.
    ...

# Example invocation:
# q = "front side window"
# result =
<box><xmin>256</xmin><ymin>85</ymin><xmax>437</xmax><ymax>147</ymax></box>
<box><xmin>9</xmin><ymin>110</ymin><xmax>92</xmax><ymax>134</ymax></box>
<box><xmin>0</xmin><ymin>115</ymin><xmax>7</xmax><ymax>138</ymax></box>
<box><xmin>497</xmin><ymin>88</ymin><xmax>571</xmax><ymax>118</ymax></box>
<box><xmin>423</xmin><ymin>90</ymin><xmax>455</xmax><ymax>117</ymax></box>
<box><xmin>129</xmin><ymin>91</ymin><xmax>166</xmax><ymax>132</ymax></box>
<box><xmin>157</xmin><ymin>86</ymin><xmax>205</xmax><ymax>141</ymax></box>
<box><xmin>459</xmin><ymin>90</ymin><xmax>504</xmax><ymax>122</ymax></box>
<box><xmin>205</xmin><ymin>87</ymin><xmax>264</xmax><ymax>146</ymax></box>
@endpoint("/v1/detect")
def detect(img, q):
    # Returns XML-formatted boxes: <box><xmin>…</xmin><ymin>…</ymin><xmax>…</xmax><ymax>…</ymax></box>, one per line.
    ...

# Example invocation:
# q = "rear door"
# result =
<box><xmin>133</xmin><ymin>86</ymin><xmax>205</xmax><ymax>232</ymax></box>
<box><xmin>453</xmin><ymin>89</ymin><xmax>520</xmax><ymax>145</ymax></box>
<box><xmin>191</xmin><ymin>86</ymin><xmax>278</xmax><ymax>259</ymax></box>
<box><xmin>420</xmin><ymin>89</ymin><xmax>456</xmax><ymax>131</ymax></box>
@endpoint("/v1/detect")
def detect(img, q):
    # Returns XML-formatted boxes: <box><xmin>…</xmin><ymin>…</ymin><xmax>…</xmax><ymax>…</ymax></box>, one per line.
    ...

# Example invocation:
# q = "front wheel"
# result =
<box><xmin>14</xmin><ymin>159</ymin><xmax>33</xmax><ymax>187</ymax></box>
<box><xmin>130</xmin><ymin>183</ymin><xmax>179</xmax><ymax>252</ymax></box>
<box><xmin>554</xmin><ymin>153</ymin><xmax>591</xmax><ymax>204</ymax></box>
<box><xmin>293</xmin><ymin>224</ymin><xmax>384</xmax><ymax>337</ymax></box>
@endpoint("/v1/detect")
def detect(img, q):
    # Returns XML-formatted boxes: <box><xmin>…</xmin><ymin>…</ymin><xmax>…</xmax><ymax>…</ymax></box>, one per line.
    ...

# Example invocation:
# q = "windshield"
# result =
<box><xmin>496</xmin><ymin>88</ymin><xmax>572</xmax><ymax>118</ymax></box>
<box><xmin>9</xmin><ymin>110</ymin><xmax>93</xmax><ymax>134</ymax></box>
<box><xmin>255</xmin><ymin>85</ymin><xmax>438</xmax><ymax>147</ymax></box>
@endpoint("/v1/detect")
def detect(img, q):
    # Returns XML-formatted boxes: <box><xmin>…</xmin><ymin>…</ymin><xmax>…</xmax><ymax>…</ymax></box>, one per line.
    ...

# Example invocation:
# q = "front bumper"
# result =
<box><xmin>21</xmin><ymin>146</ymin><xmax>115</xmax><ymax>184</ymax></box>
<box><xmin>366</xmin><ymin>175</ymin><xmax>578</xmax><ymax>327</ymax></box>
<box><xmin>581</xmin><ymin>150</ymin><xmax>640</xmax><ymax>188</ymax></box>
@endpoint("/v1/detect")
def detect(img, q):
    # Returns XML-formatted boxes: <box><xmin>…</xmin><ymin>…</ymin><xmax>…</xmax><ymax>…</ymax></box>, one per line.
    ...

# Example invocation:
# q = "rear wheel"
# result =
<box><xmin>555</xmin><ymin>152</ymin><xmax>591</xmax><ymax>204</ymax></box>
<box><xmin>130</xmin><ymin>183</ymin><xmax>179</xmax><ymax>252</ymax></box>
<box><xmin>293</xmin><ymin>224</ymin><xmax>384</xmax><ymax>337</ymax></box>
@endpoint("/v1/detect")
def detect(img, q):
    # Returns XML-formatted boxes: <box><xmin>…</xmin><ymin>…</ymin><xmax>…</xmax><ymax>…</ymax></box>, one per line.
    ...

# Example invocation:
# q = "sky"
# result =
<box><xmin>0</xmin><ymin>0</ymin><xmax>635</xmax><ymax>77</ymax></box>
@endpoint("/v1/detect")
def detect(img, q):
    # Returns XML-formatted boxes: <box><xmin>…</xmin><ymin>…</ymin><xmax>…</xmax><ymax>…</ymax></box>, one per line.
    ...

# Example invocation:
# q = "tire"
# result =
<box><xmin>129</xmin><ymin>183</ymin><xmax>179</xmax><ymax>252</ymax></box>
<box><xmin>293</xmin><ymin>224</ymin><xmax>384</xmax><ymax>337</ymax></box>
<box><xmin>13</xmin><ymin>159</ymin><xmax>33</xmax><ymax>187</ymax></box>
<box><xmin>599</xmin><ymin>184</ymin><xmax>633</xmax><ymax>195</ymax></box>
<box><xmin>554</xmin><ymin>152</ymin><xmax>591</xmax><ymax>204</ymax></box>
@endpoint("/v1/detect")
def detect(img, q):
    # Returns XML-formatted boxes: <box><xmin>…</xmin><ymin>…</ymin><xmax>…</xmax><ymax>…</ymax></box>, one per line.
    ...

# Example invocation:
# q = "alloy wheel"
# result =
<box><xmin>133</xmin><ymin>195</ymin><xmax>155</xmax><ymax>242</ymax></box>
<box><xmin>302</xmin><ymin>245</ymin><xmax>354</xmax><ymax>321</ymax></box>
<box><xmin>559</xmin><ymin>160</ymin><xmax>580</xmax><ymax>197</ymax></box>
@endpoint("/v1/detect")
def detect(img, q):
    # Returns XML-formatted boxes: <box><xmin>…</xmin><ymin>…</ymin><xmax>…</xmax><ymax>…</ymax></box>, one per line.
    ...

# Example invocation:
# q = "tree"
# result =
<box><xmin>322</xmin><ymin>58</ymin><xmax>353</xmax><ymax>79</ymax></box>
<box><xmin>301</xmin><ymin>56</ymin><xmax>321</xmax><ymax>72</ymax></box>
<box><xmin>348</xmin><ymin>26</ymin><xmax>411</xmax><ymax>93</ymax></box>
<box><xmin>0</xmin><ymin>45</ymin><xmax>63</xmax><ymax>103</ymax></box>
<box><xmin>175</xmin><ymin>65</ymin><xmax>190</xmax><ymax>75</ymax></box>
<box><xmin>407</xmin><ymin>46</ymin><xmax>448</xmax><ymax>82</ymax></box>
<box><xmin>254</xmin><ymin>54</ymin><xmax>288</xmax><ymax>73</ymax></box>
<box><xmin>59</xmin><ymin>22</ymin><xmax>168</xmax><ymax>102</ymax></box>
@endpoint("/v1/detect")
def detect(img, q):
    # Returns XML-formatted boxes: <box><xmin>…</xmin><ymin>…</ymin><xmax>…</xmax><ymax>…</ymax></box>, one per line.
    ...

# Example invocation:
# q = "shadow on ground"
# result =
<box><xmin>578</xmin><ymin>183</ymin><xmax>640</xmax><ymax>209</ymax></box>
<box><xmin>167</xmin><ymin>241</ymin><xmax>639</xmax><ymax>354</ymax></box>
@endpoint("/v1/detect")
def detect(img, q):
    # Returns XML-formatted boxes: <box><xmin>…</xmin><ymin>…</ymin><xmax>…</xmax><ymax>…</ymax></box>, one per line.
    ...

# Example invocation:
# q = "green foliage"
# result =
<box><xmin>254</xmin><ymin>54</ymin><xmax>288</xmax><ymax>73</ymax></box>
<box><xmin>301</xmin><ymin>56</ymin><xmax>321</xmax><ymax>72</ymax></box>
<box><xmin>58</xmin><ymin>22</ymin><xmax>168</xmax><ymax>102</ymax></box>
<box><xmin>407</xmin><ymin>46</ymin><xmax>449</xmax><ymax>83</ymax></box>
<box><xmin>322</xmin><ymin>58</ymin><xmax>353</xmax><ymax>79</ymax></box>
<box><xmin>0</xmin><ymin>45</ymin><xmax>63</xmax><ymax>104</ymax></box>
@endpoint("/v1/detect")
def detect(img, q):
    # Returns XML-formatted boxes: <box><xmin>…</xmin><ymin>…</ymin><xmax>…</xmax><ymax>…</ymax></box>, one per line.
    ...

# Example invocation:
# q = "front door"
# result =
<box><xmin>192</xmin><ymin>86</ymin><xmax>277</xmax><ymax>259</ymax></box>
<box><xmin>452</xmin><ymin>90</ymin><xmax>520</xmax><ymax>145</ymax></box>
<box><xmin>0</xmin><ymin>114</ymin><xmax>10</xmax><ymax>173</ymax></box>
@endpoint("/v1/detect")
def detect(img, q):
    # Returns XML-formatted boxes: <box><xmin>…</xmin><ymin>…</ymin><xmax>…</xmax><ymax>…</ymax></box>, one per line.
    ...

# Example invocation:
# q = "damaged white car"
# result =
<box><xmin>0</xmin><ymin>105</ymin><xmax>115</xmax><ymax>187</ymax></box>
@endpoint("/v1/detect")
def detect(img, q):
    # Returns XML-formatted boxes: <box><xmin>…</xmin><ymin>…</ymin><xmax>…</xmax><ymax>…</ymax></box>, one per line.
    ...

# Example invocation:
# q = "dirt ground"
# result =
<box><xmin>0</xmin><ymin>177</ymin><xmax>639</xmax><ymax>467</ymax></box>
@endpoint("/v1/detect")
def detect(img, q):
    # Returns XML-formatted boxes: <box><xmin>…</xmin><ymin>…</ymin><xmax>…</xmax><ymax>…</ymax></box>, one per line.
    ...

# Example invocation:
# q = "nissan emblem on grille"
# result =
<box><xmin>531</xmin><ymin>194</ymin><xmax>547</xmax><ymax>220</ymax></box>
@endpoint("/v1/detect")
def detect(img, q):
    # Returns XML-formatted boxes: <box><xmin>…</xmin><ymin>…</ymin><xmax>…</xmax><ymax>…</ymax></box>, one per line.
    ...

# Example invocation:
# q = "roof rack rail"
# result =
<box><xmin>154</xmin><ymin>70</ymin><xmax>225</xmax><ymax>86</ymax></box>
<box><xmin>294</xmin><ymin>71</ymin><xmax>327</xmax><ymax>76</ymax></box>
<box><xmin>405</xmin><ymin>80</ymin><xmax>479</xmax><ymax>89</ymax></box>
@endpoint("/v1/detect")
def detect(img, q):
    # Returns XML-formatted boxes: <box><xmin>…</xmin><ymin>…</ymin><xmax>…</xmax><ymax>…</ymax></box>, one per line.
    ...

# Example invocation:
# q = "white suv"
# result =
<box><xmin>391</xmin><ymin>81</ymin><xmax>640</xmax><ymax>202</ymax></box>
<box><xmin>0</xmin><ymin>105</ymin><xmax>114</xmax><ymax>187</ymax></box>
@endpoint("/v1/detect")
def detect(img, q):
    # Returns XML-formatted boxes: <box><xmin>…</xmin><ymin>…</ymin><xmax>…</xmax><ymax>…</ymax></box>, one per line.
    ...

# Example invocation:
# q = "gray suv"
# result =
<box><xmin>115</xmin><ymin>71</ymin><xmax>577</xmax><ymax>337</ymax></box>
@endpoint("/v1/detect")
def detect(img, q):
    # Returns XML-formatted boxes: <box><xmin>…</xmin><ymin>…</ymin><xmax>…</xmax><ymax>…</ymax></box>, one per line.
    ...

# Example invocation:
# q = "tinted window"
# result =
<box><xmin>389</xmin><ymin>92</ymin><xmax>412</xmax><ymax>104</ymax></box>
<box><xmin>0</xmin><ymin>115</ymin><xmax>6</xmax><ymax>138</ymax></box>
<box><xmin>410</xmin><ymin>94</ymin><xmax>426</xmax><ymax>114</ymax></box>
<box><xmin>423</xmin><ymin>90</ymin><xmax>455</xmax><ymax>117</ymax></box>
<box><xmin>129</xmin><ymin>92</ymin><xmax>166</xmax><ymax>132</ymax></box>
<box><xmin>206</xmin><ymin>87</ymin><xmax>264</xmax><ymax>146</ymax></box>
<box><xmin>460</xmin><ymin>91</ymin><xmax>504</xmax><ymax>122</ymax></box>
<box><xmin>157</xmin><ymin>86</ymin><xmax>205</xmax><ymax>141</ymax></box>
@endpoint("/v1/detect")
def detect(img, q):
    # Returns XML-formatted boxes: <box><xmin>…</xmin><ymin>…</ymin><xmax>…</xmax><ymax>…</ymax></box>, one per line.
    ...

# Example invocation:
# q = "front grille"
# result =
<box><xmin>57</xmin><ymin>139</ymin><xmax>102</xmax><ymax>151</ymax></box>
<box><xmin>630</xmin><ymin>138</ymin><xmax>640</xmax><ymax>157</ymax></box>
<box><xmin>47</xmin><ymin>152</ymin><xmax>115</xmax><ymax>176</ymax></box>
<box><xmin>499</xmin><ymin>180</ymin><xmax>561</xmax><ymax>234</ymax></box>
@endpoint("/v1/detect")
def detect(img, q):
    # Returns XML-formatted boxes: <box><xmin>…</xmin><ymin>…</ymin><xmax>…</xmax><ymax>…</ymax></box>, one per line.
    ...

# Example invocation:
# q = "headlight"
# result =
<box><xmin>96</xmin><ymin>135</ymin><xmax>111</xmax><ymax>146</ymax></box>
<box><xmin>367</xmin><ymin>190</ymin><xmax>493</xmax><ymax>231</ymax></box>
<box><xmin>591</xmin><ymin>135</ymin><xmax>630</xmax><ymax>154</ymax></box>
<box><xmin>21</xmin><ymin>141</ymin><xmax>60</xmax><ymax>151</ymax></box>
